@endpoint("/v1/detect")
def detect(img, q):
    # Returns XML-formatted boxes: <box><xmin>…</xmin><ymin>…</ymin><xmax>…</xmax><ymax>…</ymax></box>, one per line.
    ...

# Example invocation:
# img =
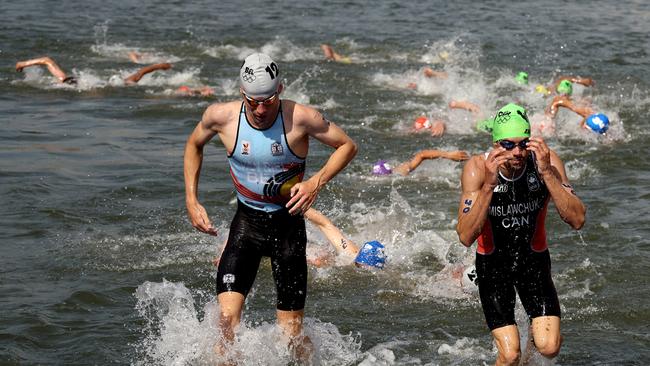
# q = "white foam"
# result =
<box><xmin>203</xmin><ymin>37</ymin><xmax>321</xmax><ymax>62</ymax></box>
<box><xmin>437</xmin><ymin>337</ymin><xmax>492</xmax><ymax>362</ymax></box>
<box><xmin>133</xmin><ymin>280</ymin><xmax>363</xmax><ymax>365</ymax></box>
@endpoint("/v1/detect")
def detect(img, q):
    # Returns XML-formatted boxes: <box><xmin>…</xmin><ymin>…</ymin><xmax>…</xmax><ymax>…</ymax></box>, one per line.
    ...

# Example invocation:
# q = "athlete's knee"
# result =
<box><xmin>534</xmin><ymin>335</ymin><xmax>562</xmax><ymax>358</ymax></box>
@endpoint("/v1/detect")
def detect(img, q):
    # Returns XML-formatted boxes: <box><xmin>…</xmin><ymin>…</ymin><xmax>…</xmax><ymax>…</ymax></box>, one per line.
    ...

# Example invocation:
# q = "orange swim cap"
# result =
<box><xmin>414</xmin><ymin>116</ymin><xmax>432</xmax><ymax>130</ymax></box>
<box><xmin>177</xmin><ymin>85</ymin><xmax>191</xmax><ymax>92</ymax></box>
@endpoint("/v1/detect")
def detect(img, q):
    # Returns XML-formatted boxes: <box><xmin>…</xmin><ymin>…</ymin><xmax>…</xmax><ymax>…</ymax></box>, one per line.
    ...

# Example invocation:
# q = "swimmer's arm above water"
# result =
<box><xmin>15</xmin><ymin>56</ymin><xmax>70</xmax><ymax>83</ymax></box>
<box><xmin>124</xmin><ymin>63</ymin><xmax>172</xmax><ymax>84</ymax></box>
<box><xmin>393</xmin><ymin>150</ymin><xmax>469</xmax><ymax>176</ymax></box>
<box><xmin>304</xmin><ymin>208</ymin><xmax>360</xmax><ymax>257</ymax></box>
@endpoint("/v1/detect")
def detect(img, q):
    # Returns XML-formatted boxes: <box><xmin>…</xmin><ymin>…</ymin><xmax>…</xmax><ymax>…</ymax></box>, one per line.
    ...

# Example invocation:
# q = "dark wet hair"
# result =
<box><xmin>62</xmin><ymin>76</ymin><xmax>77</xmax><ymax>85</ymax></box>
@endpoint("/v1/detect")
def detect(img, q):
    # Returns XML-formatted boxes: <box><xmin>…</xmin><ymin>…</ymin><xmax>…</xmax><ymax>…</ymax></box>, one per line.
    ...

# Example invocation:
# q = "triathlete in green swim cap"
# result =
<box><xmin>455</xmin><ymin>102</ymin><xmax>586</xmax><ymax>366</ymax></box>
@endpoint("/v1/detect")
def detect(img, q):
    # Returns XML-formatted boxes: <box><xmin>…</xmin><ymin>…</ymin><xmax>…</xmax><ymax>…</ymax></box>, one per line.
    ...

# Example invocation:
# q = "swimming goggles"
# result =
<box><xmin>242</xmin><ymin>92</ymin><xmax>278</xmax><ymax>108</ymax></box>
<box><xmin>498</xmin><ymin>138</ymin><xmax>529</xmax><ymax>151</ymax></box>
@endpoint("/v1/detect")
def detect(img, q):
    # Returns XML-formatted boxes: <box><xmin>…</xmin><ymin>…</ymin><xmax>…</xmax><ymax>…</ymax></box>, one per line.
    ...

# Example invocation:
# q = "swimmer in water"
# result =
<box><xmin>412</xmin><ymin>115</ymin><xmax>447</xmax><ymax>137</ymax></box>
<box><xmin>547</xmin><ymin>96</ymin><xmax>610</xmax><ymax>134</ymax></box>
<box><xmin>15</xmin><ymin>56</ymin><xmax>78</xmax><ymax>85</ymax></box>
<box><xmin>175</xmin><ymin>85</ymin><xmax>216</xmax><ymax>97</ymax></box>
<box><xmin>372</xmin><ymin>149</ymin><xmax>469</xmax><ymax>176</ymax></box>
<box><xmin>303</xmin><ymin>208</ymin><xmax>386</xmax><ymax>269</ymax></box>
<box><xmin>320</xmin><ymin>44</ymin><xmax>352</xmax><ymax>64</ymax></box>
<box><xmin>551</xmin><ymin>75</ymin><xmax>594</xmax><ymax>94</ymax></box>
<box><xmin>446</xmin><ymin>99</ymin><xmax>500</xmax><ymax>136</ymax></box>
<box><xmin>15</xmin><ymin>56</ymin><xmax>172</xmax><ymax>86</ymax></box>
<box><xmin>411</xmin><ymin>96</ymin><xmax>485</xmax><ymax>137</ymax></box>
<box><xmin>304</xmin><ymin>208</ymin><xmax>477</xmax><ymax>293</ymax></box>
<box><xmin>406</xmin><ymin>67</ymin><xmax>448</xmax><ymax>90</ymax></box>
<box><xmin>456</xmin><ymin>103</ymin><xmax>586</xmax><ymax>365</ymax></box>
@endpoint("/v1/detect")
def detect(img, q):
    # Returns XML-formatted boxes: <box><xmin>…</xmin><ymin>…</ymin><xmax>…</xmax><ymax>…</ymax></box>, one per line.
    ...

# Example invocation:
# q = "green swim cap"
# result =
<box><xmin>556</xmin><ymin>80</ymin><xmax>573</xmax><ymax>95</ymax></box>
<box><xmin>492</xmin><ymin>103</ymin><xmax>531</xmax><ymax>142</ymax></box>
<box><xmin>515</xmin><ymin>72</ymin><xmax>528</xmax><ymax>85</ymax></box>
<box><xmin>476</xmin><ymin>118</ymin><xmax>494</xmax><ymax>134</ymax></box>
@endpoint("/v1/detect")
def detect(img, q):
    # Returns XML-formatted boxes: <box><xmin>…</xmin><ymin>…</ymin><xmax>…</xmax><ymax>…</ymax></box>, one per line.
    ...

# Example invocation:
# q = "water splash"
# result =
<box><xmin>133</xmin><ymin>280</ymin><xmax>363</xmax><ymax>365</ymax></box>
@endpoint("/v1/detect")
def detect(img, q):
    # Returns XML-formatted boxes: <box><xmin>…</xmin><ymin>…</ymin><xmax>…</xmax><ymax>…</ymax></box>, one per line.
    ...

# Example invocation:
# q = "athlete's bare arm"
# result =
<box><xmin>393</xmin><ymin>149</ymin><xmax>469</xmax><ymax>176</ymax></box>
<box><xmin>15</xmin><ymin>56</ymin><xmax>69</xmax><ymax>82</ymax></box>
<box><xmin>304</xmin><ymin>208</ymin><xmax>359</xmax><ymax>257</ymax></box>
<box><xmin>547</xmin><ymin>95</ymin><xmax>595</xmax><ymax>128</ymax></box>
<box><xmin>449</xmin><ymin>100</ymin><xmax>481</xmax><ymax>114</ymax></box>
<box><xmin>124</xmin><ymin>62</ymin><xmax>172</xmax><ymax>84</ymax></box>
<box><xmin>526</xmin><ymin>137</ymin><xmax>586</xmax><ymax>229</ymax></box>
<box><xmin>423</xmin><ymin>67</ymin><xmax>448</xmax><ymax>78</ymax></box>
<box><xmin>285</xmin><ymin>105</ymin><xmax>357</xmax><ymax>215</ymax></box>
<box><xmin>547</xmin><ymin>95</ymin><xmax>573</xmax><ymax>117</ymax></box>
<box><xmin>456</xmin><ymin>148</ymin><xmax>508</xmax><ymax>246</ymax></box>
<box><xmin>183</xmin><ymin>102</ymin><xmax>240</xmax><ymax>235</ymax></box>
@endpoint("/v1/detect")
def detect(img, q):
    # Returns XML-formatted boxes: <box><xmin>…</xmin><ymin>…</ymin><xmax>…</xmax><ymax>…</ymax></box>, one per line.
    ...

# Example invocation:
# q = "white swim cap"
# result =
<box><xmin>461</xmin><ymin>265</ymin><xmax>478</xmax><ymax>290</ymax></box>
<box><xmin>240</xmin><ymin>53</ymin><xmax>281</xmax><ymax>98</ymax></box>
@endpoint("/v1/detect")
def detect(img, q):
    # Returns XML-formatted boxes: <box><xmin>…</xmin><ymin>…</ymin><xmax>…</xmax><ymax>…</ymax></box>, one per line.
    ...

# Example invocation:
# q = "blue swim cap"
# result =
<box><xmin>372</xmin><ymin>160</ymin><xmax>392</xmax><ymax>175</ymax></box>
<box><xmin>585</xmin><ymin>113</ymin><xmax>609</xmax><ymax>134</ymax></box>
<box><xmin>354</xmin><ymin>241</ymin><xmax>386</xmax><ymax>269</ymax></box>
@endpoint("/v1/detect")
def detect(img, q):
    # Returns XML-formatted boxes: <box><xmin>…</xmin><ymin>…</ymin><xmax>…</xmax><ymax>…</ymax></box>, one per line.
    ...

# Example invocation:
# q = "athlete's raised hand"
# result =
<box><xmin>484</xmin><ymin>146</ymin><xmax>508</xmax><ymax>188</ymax></box>
<box><xmin>527</xmin><ymin>137</ymin><xmax>552</xmax><ymax>174</ymax></box>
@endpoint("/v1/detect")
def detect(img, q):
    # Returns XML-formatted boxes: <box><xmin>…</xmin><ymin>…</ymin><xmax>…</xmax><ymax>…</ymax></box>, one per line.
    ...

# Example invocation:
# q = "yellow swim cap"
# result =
<box><xmin>535</xmin><ymin>85</ymin><xmax>550</xmax><ymax>95</ymax></box>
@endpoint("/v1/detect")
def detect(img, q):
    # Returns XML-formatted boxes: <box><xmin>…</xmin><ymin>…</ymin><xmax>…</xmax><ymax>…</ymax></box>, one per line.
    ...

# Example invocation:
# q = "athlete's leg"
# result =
<box><xmin>270</xmin><ymin>213</ymin><xmax>310</xmax><ymax>362</ymax></box>
<box><xmin>491</xmin><ymin>325</ymin><xmax>521</xmax><ymax>366</ymax></box>
<box><xmin>277</xmin><ymin>309</ymin><xmax>313</xmax><ymax>363</ymax></box>
<box><xmin>214</xmin><ymin>205</ymin><xmax>263</xmax><ymax>359</ymax></box>
<box><xmin>476</xmin><ymin>253</ymin><xmax>520</xmax><ymax>365</ymax></box>
<box><xmin>515</xmin><ymin>250</ymin><xmax>562</xmax><ymax>359</ymax></box>
<box><xmin>530</xmin><ymin>315</ymin><xmax>562</xmax><ymax>359</ymax></box>
<box><xmin>216</xmin><ymin>292</ymin><xmax>245</xmax><ymax>343</ymax></box>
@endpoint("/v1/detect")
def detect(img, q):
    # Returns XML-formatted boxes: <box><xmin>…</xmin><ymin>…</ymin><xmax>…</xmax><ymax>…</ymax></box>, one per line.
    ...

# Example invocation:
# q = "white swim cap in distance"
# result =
<box><xmin>240</xmin><ymin>53</ymin><xmax>280</xmax><ymax>98</ymax></box>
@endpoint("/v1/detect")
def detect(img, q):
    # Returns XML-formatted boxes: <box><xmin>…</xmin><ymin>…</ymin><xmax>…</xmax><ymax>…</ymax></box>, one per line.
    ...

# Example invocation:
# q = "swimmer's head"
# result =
<box><xmin>461</xmin><ymin>265</ymin><xmax>478</xmax><ymax>290</ymax></box>
<box><xmin>413</xmin><ymin>116</ymin><xmax>432</xmax><ymax>130</ymax></box>
<box><xmin>62</xmin><ymin>76</ymin><xmax>77</xmax><ymax>85</ymax></box>
<box><xmin>535</xmin><ymin>84</ymin><xmax>550</xmax><ymax>95</ymax></box>
<box><xmin>492</xmin><ymin>103</ymin><xmax>531</xmax><ymax>142</ymax></box>
<box><xmin>372</xmin><ymin>160</ymin><xmax>393</xmax><ymax>175</ymax></box>
<box><xmin>177</xmin><ymin>85</ymin><xmax>191</xmax><ymax>93</ymax></box>
<box><xmin>556</xmin><ymin>80</ymin><xmax>573</xmax><ymax>96</ymax></box>
<box><xmin>515</xmin><ymin>72</ymin><xmax>528</xmax><ymax>85</ymax></box>
<box><xmin>354</xmin><ymin>241</ymin><xmax>386</xmax><ymax>269</ymax></box>
<box><xmin>240</xmin><ymin>53</ymin><xmax>281</xmax><ymax>98</ymax></box>
<box><xmin>476</xmin><ymin>118</ymin><xmax>494</xmax><ymax>134</ymax></box>
<box><xmin>585</xmin><ymin>113</ymin><xmax>610</xmax><ymax>134</ymax></box>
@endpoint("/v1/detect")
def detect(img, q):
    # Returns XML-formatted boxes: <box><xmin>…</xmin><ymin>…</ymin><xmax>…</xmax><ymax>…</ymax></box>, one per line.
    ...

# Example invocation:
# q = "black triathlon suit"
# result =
<box><xmin>475</xmin><ymin>153</ymin><xmax>561</xmax><ymax>330</ymax></box>
<box><xmin>217</xmin><ymin>201</ymin><xmax>307</xmax><ymax>311</ymax></box>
